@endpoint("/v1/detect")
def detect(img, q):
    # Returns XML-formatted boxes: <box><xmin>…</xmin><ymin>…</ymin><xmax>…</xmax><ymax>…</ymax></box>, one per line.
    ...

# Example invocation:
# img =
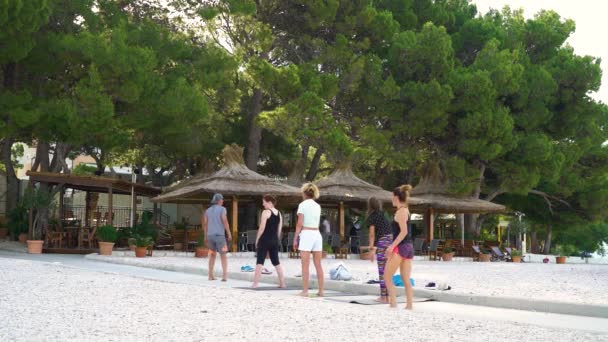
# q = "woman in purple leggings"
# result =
<box><xmin>365</xmin><ymin>197</ymin><xmax>393</xmax><ymax>303</ymax></box>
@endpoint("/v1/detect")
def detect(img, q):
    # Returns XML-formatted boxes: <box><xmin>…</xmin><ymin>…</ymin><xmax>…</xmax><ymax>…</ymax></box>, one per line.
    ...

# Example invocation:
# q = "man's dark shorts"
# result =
<box><xmin>209</xmin><ymin>235</ymin><xmax>228</xmax><ymax>253</ymax></box>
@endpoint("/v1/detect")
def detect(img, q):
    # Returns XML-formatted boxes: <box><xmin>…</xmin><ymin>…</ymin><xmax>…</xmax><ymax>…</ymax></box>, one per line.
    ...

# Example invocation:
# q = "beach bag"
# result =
<box><xmin>393</xmin><ymin>274</ymin><xmax>415</xmax><ymax>287</ymax></box>
<box><xmin>330</xmin><ymin>264</ymin><xmax>352</xmax><ymax>281</ymax></box>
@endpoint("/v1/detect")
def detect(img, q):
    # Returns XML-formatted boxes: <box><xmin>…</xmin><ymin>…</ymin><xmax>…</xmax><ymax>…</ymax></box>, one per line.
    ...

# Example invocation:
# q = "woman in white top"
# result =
<box><xmin>293</xmin><ymin>183</ymin><xmax>324</xmax><ymax>297</ymax></box>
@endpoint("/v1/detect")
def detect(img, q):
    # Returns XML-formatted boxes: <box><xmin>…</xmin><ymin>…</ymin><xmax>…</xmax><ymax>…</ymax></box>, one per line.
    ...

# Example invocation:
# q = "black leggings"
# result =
<box><xmin>256</xmin><ymin>239</ymin><xmax>280</xmax><ymax>266</ymax></box>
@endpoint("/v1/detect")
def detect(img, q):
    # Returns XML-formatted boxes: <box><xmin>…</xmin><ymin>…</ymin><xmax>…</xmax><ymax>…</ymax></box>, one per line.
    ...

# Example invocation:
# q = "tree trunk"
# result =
<box><xmin>464</xmin><ymin>214</ymin><xmax>479</xmax><ymax>236</ymax></box>
<box><xmin>1</xmin><ymin>138</ymin><xmax>20</xmax><ymax>213</ymax></box>
<box><xmin>374</xmin><ymin>160</ymin><xmax>387</xmax><ymax>188</ymax></box>
<box><xmin>543</xmin><ymin>225</ymin><xmax>552</xmax><ymax>254</ymax></box>
<box><xmin>245</xmin><ymin>87</ymin><xmax>263</xmax><ymax>171</ymax></box>
<box><xmin>305</xmin><ymin>149</ymin><xmax>323</xmax><ymax>181</ymax></box>
<box><xmin>531</xmin><ymin>230</ymin><xmax>539</xmax><ymax>253</ymax></box>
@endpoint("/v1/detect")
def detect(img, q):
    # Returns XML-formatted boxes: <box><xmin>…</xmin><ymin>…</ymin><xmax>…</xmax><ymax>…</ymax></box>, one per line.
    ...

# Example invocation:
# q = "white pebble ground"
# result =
<box><xmin>1</xmin><ymin>257</ymin><xmax>606</xmax><ymax>341</ymax></box>
<box><xmin>92</xmin><ymin>253</ymin><xmax>608</xmax><ymax>305</ymax></box>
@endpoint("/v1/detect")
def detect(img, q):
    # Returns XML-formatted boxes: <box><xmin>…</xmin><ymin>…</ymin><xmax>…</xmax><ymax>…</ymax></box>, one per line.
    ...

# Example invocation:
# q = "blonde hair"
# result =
<box><xmin>393</xmin><ymin>184</ymin><xmax>412</xmax><ymax>205</ymax></box>
<box><xmin>301</xmin><ymin>182</ymin><xmax>320</xmax><ymax>199</ymax></box>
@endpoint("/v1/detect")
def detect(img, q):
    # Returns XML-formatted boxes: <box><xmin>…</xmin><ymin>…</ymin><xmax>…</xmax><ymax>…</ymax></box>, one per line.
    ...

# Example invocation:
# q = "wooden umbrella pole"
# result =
<box><xmin>232</xmin><ymin>196</ymin><xmax>238</xmax><ymax>252</ymax></box>
<box><xmin>339</xmin><ymin>202</ymin><xmax>345</xmax><ymax>244</ymax></box>
<box><xmin>426</xmin><ymin>207</ymin><xmax>434</xmax><ymax>243</ymax></box>
<box><xmin>108</xmin><ymin>186</ymin><xmax>113</xmax><ymax>226</ymax></box>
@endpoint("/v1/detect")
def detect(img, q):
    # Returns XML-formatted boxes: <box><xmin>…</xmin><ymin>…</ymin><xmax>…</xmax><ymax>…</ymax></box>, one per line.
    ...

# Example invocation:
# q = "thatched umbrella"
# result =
<box><xmin>315</xmin><ymin>164</ymin><xmax>423</xmax><ymax>243</ymax></box>
<box><xmin>152</xmin><ymin>145</ymin><xmax>301</xmax><ymax>251</ymax></box>
<box><xmin>409</xmin><ymin>164</ymin><xmax>506</xmax><ymax>243</ymax></box>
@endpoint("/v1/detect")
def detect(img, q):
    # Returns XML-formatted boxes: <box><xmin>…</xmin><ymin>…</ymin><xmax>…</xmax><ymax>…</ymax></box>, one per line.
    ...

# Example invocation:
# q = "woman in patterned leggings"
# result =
<box><xmin>365</xmin><ymin>197</ymin><xmax>393</xmax><ymax>303</ymax></box>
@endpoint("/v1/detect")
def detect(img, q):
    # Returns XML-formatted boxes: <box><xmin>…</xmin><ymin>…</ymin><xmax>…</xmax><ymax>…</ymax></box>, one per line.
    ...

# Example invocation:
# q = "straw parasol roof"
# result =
<box><xmin>410</xmin><ymin>163</ymin><xmax>505</xmax><ymax>214</ymax></box>
<box><xmin>152</xmin><ymin>145</ymin><xmax>302</xmax><ymax>204</ymax></box>
<box><xmin>315</xmin><ymin>163</ymin><xmax>423</xmax><ymax>207</ymax></box>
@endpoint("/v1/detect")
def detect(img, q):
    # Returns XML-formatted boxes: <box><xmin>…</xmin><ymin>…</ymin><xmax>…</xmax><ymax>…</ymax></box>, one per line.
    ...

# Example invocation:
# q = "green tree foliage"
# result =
<box><xmin>0</xmin><ymin>0</ymin><xmax>606</xmax><ymax>252</ymax></box>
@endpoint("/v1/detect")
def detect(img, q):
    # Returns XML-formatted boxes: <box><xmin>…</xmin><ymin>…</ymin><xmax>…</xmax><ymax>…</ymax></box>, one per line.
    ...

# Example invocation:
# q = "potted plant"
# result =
<box><xmin>8</xmin><ymin>205</ymin><xmax>28</xmax><ymax>242</ymax></box>
<box><xmin>510</xmin><ymin>249</ymin><xmax>522</xmax><ymax>263</ymax></box>
<box><xmin>194</xmin><ymin>232</ymin><xmax>208</xmax><ymax>258</ymax></box>
<box><xmin>479</xmin><ymin>248</ymin><xmax>491</xmax><ymax>262</ymax></box>
<box><xmin>360</xmin><ymin>246</ymin><xmax>374</xmax><ymax>260</ymax></box>
<box><xmin>97</xmin><ymin>225</ymin><xmax>118</xmax><ymax>256</ymax></box>
<box><xmin>322</xmin><ymin>242</ymin><xmax>332</xmax><ymax>259</ymax></box>
<box><xmin>129</xmin><ymin>235</ymin><xmax>153</xmax><ymax>258</ymax></box>
<box><xmin>172</xmin><ymin>220</ymin><xmax>187</xmax><ymax>251</ymax></box>
<box><xmin>553</xmin><ymin>245</ymin><xmax>571</xmax><ymax>264</ymax></box>
<box><xmin>441</xmin><ymin>246</ymin><xmax>455</xmax><ymax>261</ymax></box>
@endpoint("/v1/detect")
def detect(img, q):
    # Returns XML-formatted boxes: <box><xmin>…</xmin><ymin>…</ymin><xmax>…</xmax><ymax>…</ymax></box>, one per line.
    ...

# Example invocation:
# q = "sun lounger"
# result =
<box><xmin>471</xmin><ymin>245</ymin><xmax>481</xmax><ymax>261</ymax></box>
<box><xmin>490</xmin><ymin>246</ymin><xmax>506</xmax><ymax>261</ymax></box>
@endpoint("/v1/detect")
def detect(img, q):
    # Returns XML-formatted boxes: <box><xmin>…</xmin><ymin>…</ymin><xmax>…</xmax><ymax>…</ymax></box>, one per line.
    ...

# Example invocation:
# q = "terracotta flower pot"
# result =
<box><xmin>479</xmin><ymin>253</ymin><xmax>491</xmax><ymax>262</ymax></box>
<box><xmin>98</xmin><ymin>242</ymin><xmax>115</xmax><ymax>256</ymax></box>
<box><xmin>360</xmin><ymin>252</ymin><xmax>373</xmax><ymax>260</ymax></box>
<box><xmin>135</xmin><ymin>247</ymin><xmax>147</xmax><ymax>257</ymax></box>
<box><xmin>27</xmin><ymin>240</ymin><xmax>44</xmax><ymax>254</ymax></box>
<box><xmin>174</xmin><ymin>242</ymin><xmax>183</xmax><ymax>251</ymax></box>
<box><xmin>511</xmin><ymin>256</ymin><xmax>522</xmax><ymax>263</ymax></box>
<box><xmin>556</xmin><ymin>256</ymin><xmax>567</xmax><ymax>264</ymax></box>
<box><xmin>0</xmin><ymin>227</ymin><xmax>8</xmax><ymax>239</ymax></box>
<box><xmin>442</xmin><ymin>252</ymin><xmax>454</xmax><ymax>261</ymax></box>
<box><xmin>18</xmin><ymin>233</ymin><xmax>28</xmax><ymax>244</ymax></box>
<box><xmin>129</xmin><ymin>245</ymin><xmax>136</xmax><ymax>251</ymax></box>
<box><xmin>195</xmin><ymin>247</ymin><xmax>208</xmax><ymax>258</ymax></box>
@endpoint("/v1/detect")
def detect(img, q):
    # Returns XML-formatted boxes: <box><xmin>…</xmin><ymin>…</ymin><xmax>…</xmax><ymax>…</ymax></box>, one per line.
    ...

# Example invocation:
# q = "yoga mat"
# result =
<box><xmin>234</xmin><ymin>286</ymin><xmax>300</xmax><ymax>291</ymax></box>
<box><xmin>324</xmin><ymin>296</ymin><xmax>435</xmax><ymax>305</ymax></box>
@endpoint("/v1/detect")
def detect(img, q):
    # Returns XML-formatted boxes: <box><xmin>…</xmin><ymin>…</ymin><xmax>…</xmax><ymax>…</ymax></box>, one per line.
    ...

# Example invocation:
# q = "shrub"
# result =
<box><xmin>97</xmin><ymin>225</ymin><xmax>118</xmax><ymax>243</ymax></box>
<box><xmin>323</xmin><ymin>242</ymin><xmax>332</xmax><ymax>253</ymax></box>
<box><xmin>8</xmin><ymin>205</ymin><xmax>28</xmax><ymax>238</ymax></box>
<box><xmin>443</xmin><ymin>246</ymin><xmax>453</xmax><ymax>254</ymax></box>
<box><xmin>510</xmin><ymin>249</ymin><xmax>522</xmax><ymax>257</ymax></box>
<box><xmin>129</xmin><ymin>235</ymin><xmax>153</xmax><ymax>248</ymax></box>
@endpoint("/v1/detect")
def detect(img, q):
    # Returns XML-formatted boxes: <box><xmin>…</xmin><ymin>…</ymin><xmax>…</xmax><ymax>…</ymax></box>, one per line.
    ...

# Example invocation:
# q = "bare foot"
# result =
<box><xmin>251</xmin><ymin>283</ymin><xmax>258</xmax><ymax>288</ymax></box>
<box><xmin>374</xmin><ymin>297</ymin><xmax>389</xmax><ymax>303</ymax></box>
<box><xmin>208</xmin><ymin>277</ymin><xmax>216</xmax><ymax>281</ymax></box>
<box><xmin>405</xmin><ymin>305</ymin><xmax>413</xmax><ymax>310</ymax></box>
<box><xmin>316</xmin><ymin>292</ymin><xmax>324</xmax><ymax>297</ymax></box>
<box><xmin>221</xmin><ymin>278</ymin><xmax>227</xmax><ymax>282</ymax></box>
<box><xmin>297</xmin><ymin>291</ymin><xmax>309</xmax><ymax>297</ymax></box>
<box><xmin>278</xmin><ymin>284</ymin><xmax>286</xmax><ymax>288</ymax></box>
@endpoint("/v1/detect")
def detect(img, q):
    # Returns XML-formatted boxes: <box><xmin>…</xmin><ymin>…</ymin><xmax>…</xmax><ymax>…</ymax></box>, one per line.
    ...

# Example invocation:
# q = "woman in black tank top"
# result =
<box><xmin>251</xmin><ymin>195</ymin><xmax>286</xmax><ymax>288</ymax></box>
<box><xmin>384</xmin><ymin>184</ymin><xmax>415</xmax><ymax>310</ymax></box>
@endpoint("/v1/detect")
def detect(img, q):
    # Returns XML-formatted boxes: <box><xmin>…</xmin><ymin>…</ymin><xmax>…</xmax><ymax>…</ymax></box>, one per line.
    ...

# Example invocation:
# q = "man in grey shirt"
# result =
<box><xmin>203</xmin><ymin>193</ymin><xmax>232</xmax><ymax>281</ymax></box>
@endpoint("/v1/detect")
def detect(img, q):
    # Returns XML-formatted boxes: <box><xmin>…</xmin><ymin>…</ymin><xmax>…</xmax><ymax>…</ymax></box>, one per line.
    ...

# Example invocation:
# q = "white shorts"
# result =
<box><xmin>298</xmin><ymin>230</ymin><xmax>323</xmax><ymax>252</ymax></box>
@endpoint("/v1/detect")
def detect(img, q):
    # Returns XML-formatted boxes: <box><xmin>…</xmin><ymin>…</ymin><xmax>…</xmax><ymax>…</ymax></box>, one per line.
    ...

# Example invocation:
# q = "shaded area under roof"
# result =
<box><xmin>26</xmin><ymin>171</ymin><xmax>161</xmax><ymax>197</ymax></box>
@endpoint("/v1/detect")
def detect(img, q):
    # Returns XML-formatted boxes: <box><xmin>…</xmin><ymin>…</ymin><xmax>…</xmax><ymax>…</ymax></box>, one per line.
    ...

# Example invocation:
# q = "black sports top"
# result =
<box><xmin>260</xmin><ymin>210</ymin><xmax>280</xmax><ymax>243</ymax></box>
<box><xmin>392</xmin><ymin>212</ymin><xmax>412</xmax><ymax>245</ymax></box>
<box><xmin>366</xmin><ymin>210</ymin><xmax>392</xmax><ymax>245</ymax></box>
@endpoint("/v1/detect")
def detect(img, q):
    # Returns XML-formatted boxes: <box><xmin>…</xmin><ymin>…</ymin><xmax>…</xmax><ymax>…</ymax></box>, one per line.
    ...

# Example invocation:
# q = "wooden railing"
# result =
<box><xmin>60</xmin><ymin>205</ymin><xmax>170</xmax><ymax>228</ymax></box>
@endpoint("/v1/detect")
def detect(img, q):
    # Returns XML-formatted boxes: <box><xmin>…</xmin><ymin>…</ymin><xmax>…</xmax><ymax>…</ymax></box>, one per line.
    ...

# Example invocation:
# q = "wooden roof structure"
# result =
<box><xmin>410</xmin><ymin>164</ymin><xmax>505</xmax><ymax>214</ymax></box>
<box><xmin>152</xmin><ymin>145</ymin><xmax>301</xmax><ymax>204</ymax></box>
<box><xmin>26</xmin><ymin>171</ymin><xmax>161</xmax><ymax>197</ymax></box>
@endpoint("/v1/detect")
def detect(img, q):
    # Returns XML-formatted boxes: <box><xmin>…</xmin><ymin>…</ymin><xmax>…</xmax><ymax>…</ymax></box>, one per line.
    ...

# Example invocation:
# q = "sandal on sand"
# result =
<box><xmin>241</xmin><ymin>265</ymin><xmax>254</xmax><ymax>272</ymax></box>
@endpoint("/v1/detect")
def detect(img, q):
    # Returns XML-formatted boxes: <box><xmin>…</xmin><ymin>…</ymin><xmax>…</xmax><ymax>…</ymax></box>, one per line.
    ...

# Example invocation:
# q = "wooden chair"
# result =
<box><xmin>335</xmin><ymin>247</ymin><xmax>348</xmax><ymax>259</ymax></box>
<box><xmin>450</xmin><ymin>239</ymin><xmax>463</xmax><ymax>257</ymax></box>
<box><xmin>79</xmin><ymin>226</ymin><xmax>98</xmax><ymax>249</ymax></box>
<box><xmin>46</xmin><ymin>228</ymin><xmax>65</xmax><ymax>248</ymax></box>
<box><xmin>428</xmin><ymin>239</ymin><xmax>441</xmax><ymax>260</ymax></box>
<box><xmin>413</xmin><ymin>238</ymin><xmax>425</xmax><ymax>255</ymax></box>
<box><xmin>464</xmin><ymin>240</ymin><xmax>475</xmax><ymax>257</ymax></box>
